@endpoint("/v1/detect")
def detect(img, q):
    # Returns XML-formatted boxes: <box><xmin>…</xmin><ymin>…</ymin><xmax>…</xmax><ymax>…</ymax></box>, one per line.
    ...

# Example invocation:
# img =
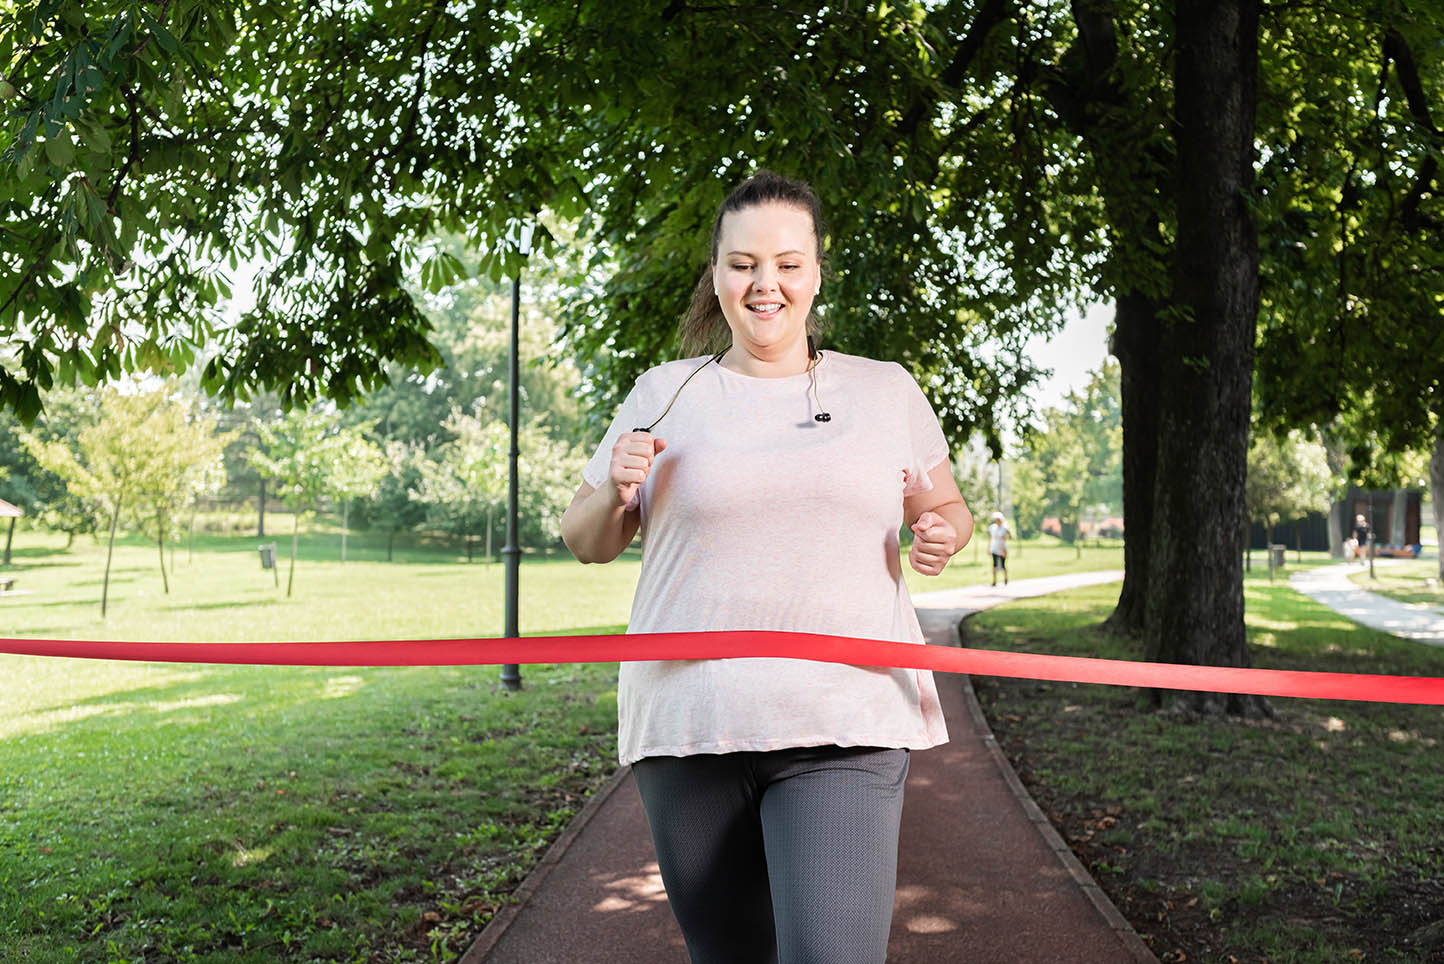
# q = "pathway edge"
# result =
<box><xmin>459</xmin><ymin>764</ymin><xmax>632</xmax><ymax>964</ymax></box>
<box><xmin>957</xmin><ymin>630</ymin><xmax>1158</xmax><ymax>963</ymax></box>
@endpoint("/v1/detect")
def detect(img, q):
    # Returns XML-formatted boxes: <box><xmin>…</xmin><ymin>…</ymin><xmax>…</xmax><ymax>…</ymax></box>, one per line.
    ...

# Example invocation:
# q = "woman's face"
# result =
<box><xmin>712</xmin><ymin>202</ymin><xmax>821</xmax><ymax>360</ymax></box>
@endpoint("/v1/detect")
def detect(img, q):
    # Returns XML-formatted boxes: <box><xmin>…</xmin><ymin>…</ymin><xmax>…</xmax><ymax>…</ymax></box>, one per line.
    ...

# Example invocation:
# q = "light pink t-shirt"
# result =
<box><xmin>583</xmin><ymin>351</ymin><xmax>951</xmax><ymax>765</ymax></box>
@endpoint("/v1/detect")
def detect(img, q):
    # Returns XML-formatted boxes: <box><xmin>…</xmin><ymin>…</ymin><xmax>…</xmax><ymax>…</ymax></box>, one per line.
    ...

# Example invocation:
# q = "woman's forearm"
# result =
<box><xmin>561</xmin><ymin>483</ymin><xmax>641</xmax><ymax>564</ymax></box>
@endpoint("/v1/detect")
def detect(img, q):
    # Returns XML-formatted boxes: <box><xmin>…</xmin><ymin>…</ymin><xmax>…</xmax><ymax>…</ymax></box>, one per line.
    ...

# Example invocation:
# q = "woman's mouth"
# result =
<box><xmin>746</xmin><ymin>302</ymin><xmax>783</xmax><ymax>318</ymax></box>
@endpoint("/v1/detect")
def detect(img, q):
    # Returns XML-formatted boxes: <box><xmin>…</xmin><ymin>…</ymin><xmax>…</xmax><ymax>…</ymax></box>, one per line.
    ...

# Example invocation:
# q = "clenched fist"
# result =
<box><xmin>609</xmin><ymin>431</ymin><xmax>667</xmax><ymax>509</ymax></box>
<box><xmin>909</xmin><ymin>511</ymin><xmax>959</xmax><ymax>576</ymax></box>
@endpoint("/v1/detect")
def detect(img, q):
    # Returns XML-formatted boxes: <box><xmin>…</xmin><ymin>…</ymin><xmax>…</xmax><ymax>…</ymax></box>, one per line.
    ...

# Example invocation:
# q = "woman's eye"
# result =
<box><xmin>780</xmin><ymin>264</ymin><xmax>799</xmax><ymax>271</ymax></box>
<box><xmin>732</xmin><ymin>263</ymin><xmax>753</xmax><ymax>271</ymax></box>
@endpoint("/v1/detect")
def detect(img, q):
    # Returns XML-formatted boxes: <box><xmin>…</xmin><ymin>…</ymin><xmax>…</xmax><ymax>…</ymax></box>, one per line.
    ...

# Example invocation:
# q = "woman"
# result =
<box><xmin>987</xmin><ymin>511</ymin><xmax>1010</xmax><ymax>585</ymax></box>
<box><xmin>560</xmin><ymin>170</ymin><xmax>972</xmax><ymax>964</ymax></box>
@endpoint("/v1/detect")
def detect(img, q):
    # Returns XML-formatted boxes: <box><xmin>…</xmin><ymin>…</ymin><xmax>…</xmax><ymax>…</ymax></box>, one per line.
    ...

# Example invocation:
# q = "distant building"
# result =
<box><xmin>1249</xmin><ymin>487</ymin><xmax>1423</xmax><ymax>554</ymax></box>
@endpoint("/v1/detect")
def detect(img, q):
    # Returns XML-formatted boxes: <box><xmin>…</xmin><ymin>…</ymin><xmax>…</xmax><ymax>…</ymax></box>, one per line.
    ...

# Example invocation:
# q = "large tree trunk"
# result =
<box><xmin>1432</xmin><ymin>420</ymin><xmax>1444</xmax><ymax>583</ymax></box>
<box><xmin>1144</xmin><ymin>0</ymin><xmax>1268</xmax><ymax>716</ymax></box>
<box><xmin>1105</xmin><ymin>293</ymin><xmax>1164</xmax><ymax>637</ymax></box>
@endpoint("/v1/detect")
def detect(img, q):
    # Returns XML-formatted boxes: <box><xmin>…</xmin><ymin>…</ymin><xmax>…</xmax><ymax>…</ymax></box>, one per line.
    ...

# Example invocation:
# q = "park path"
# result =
<box><xmin>462</xmin><ymin>568</ymin><xmax>1156</xmax><ymax>964</ymax></box>
<box><xmin>1289</xmin><ymin>560</ymin><xmax>1444</xmax><ymax>646</ymax></box>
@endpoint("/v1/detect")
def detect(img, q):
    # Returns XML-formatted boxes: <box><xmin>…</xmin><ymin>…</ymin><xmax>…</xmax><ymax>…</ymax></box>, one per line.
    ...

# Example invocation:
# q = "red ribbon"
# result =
<box><xmin>3</xmin><ymin>631</ymin><xmax>1442</xmax><ymax>705</ymax></box>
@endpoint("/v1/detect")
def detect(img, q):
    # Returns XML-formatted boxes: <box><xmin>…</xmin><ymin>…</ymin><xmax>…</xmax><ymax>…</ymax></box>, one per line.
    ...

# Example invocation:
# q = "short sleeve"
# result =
<box><xmin>582</xmin><ymin>383</ymin><xmax>643</xmax><ymax>497</ymax></box>
<box><xmin>899</xmin><ymin>366</ymin><xmax>951</xmax><ymax>498</ymax></box>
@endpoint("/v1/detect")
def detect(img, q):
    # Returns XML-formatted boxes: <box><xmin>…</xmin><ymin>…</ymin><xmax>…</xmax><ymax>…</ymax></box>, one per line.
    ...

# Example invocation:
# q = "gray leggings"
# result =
<box><xmin>631</xmin><ymin>745</ymin><xmax>909</xmax><ymax>964</ymax></box>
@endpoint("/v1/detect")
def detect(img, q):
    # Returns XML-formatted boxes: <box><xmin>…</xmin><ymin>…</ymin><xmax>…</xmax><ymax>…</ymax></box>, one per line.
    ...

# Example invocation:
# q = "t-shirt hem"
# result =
<box><xmin>620</xmin><ymin>732</ymin><xmax>949</xmax><ymax>766</ymax></box>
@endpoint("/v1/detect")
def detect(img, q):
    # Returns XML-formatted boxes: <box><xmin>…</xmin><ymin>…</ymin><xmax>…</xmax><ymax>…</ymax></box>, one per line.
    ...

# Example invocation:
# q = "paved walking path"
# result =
<box><xmin>463</xmin><ymin>569</ymin><xmax>1156</xmax><ymax>964</ymax></box>
<box><xmin>1289</xmin><ymin>560</ymin><xmax>1444</xmax><ymax>645</ymax></box>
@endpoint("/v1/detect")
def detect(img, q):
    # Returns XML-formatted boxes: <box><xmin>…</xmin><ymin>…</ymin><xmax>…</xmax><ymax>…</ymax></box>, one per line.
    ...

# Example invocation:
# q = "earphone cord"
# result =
<box><xmin>808</xmin><ymin>351</ymin><xmax>827</xmax><ymax>421</ymax></box>
<box><xmin>633</xmin><ymin>348</ymin><xmax>728</xmax><ymax>433</ymax></box>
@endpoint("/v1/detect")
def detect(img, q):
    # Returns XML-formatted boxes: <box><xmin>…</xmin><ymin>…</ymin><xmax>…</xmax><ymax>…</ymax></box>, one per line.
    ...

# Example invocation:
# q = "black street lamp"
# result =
<box><xmin>500</xmin><ymin>224</ymin><xmax>532</xmax><ymax>692</ymax></box>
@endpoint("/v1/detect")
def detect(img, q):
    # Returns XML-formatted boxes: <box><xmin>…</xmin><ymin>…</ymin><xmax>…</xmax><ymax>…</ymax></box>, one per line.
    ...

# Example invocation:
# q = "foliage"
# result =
<box><xmin>1253</xmin><ymin>5</ymin><xmax>1444</xmax><ymax>468</ymax></box>
<box><xmin>0</xmin><ymin>387</ymin><xmax>101</xmax><ymax>541</ymax></box>
<box><xmin>350</xmin><ymin>438</ymin><xmax>429</xmax><ymax>558</ymax></box>
<box><xmin>0</xmin><ymin>0</ymin><xmax>1087</xmax><ymax>450</ymax></box>
<box><xmin>952</xmin><ymin>442</ymin><xmax>1002</xmax><ymax>521</ymax></box>
<box><xmin>1244</xmin><ymin>429</ymin><xmax>1333</xmax><ymax>560</ymax></box>
<box><xmin>248</xmin><ymin>408</ymin><xmax>382</xmax><ymax>593</ymax></box>
<box><xmin>328</xmin><ymin>426</ymin><xmax>386</xmax><ymax>563</ymax></box>
<box><xmin>413</xmin><ymin>406</ymin><xmax>507</xmax><ymax>560</ymax></box>
<box><xmin>17</xmin><ymin>380</ymin><xmax>230</xmax><ymax>610</ymax></box>
<box><xmin>414</xmin><ymin>405</ymin><xmax>586</xmax><ymax>558</ymax></box>
<box><xmin>1010</xmin><ymin>363</ymin><xmax>1122</xmax><ymax>543</ymax></box>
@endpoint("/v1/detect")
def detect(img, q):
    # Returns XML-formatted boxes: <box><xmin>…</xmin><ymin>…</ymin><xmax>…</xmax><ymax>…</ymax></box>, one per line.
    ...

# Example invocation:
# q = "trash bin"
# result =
<box><xmin>259</xmin><ymin>543</ymin><xmax>276</xmax><ymax>570</ymax></box>
<box><xmin>1268</xmin><ymin>544</ymin><xmax>1286</xmax><ymax>569</ymax></box>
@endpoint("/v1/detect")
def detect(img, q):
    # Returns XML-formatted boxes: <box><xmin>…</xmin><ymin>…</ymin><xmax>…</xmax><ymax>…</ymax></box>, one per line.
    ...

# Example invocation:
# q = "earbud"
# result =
<box><xmin>806</xmin><ymin>336</ymin><xmax>831</xmax><ymax>422</ymax></box>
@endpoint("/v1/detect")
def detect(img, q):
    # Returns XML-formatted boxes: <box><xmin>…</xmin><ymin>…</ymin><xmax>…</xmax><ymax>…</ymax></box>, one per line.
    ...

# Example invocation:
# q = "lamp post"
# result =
<box><xmin>500</xmin><ymin>223</ymin><xmax>533</xmax><ymax>692</ymax></box>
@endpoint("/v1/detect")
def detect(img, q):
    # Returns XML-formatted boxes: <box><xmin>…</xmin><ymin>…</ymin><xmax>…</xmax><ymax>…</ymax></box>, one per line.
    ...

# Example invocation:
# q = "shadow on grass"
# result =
<box><xmin>157</xmin><ymin>599</ymin><xmax>285</xmax><ymax>613</ymax></box>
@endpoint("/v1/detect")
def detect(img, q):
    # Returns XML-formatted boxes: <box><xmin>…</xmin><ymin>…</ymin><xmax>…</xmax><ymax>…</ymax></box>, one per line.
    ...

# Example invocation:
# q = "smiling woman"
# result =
<box><xmin>558</xmin><ymin>169</ymin><xmax>976</xmax><ymax>964</ymax></box>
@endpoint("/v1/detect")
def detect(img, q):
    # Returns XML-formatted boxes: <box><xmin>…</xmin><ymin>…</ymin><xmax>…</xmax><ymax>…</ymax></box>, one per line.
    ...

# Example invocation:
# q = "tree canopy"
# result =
<box><xmin>6</xmin><ymin>0</ymin><xmax>1443</xmax><ymax>693</ymax></box>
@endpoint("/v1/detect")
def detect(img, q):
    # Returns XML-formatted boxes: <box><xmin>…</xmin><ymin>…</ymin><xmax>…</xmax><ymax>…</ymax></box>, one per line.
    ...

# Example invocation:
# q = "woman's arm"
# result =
<box><xmin>560</xmin><ymin>431</ymin><xmax>664</xmax><ymax>564</ymax></box>
<box><xmin>903</xmin><ymin>462</ymin><xmax>974</xmax><ymax>576</ymax></box>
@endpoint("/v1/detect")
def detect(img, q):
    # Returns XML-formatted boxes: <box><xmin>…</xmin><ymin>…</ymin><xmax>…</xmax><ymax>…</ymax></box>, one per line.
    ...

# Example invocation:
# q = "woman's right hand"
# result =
<box><xmin>609</xmin><ymin>432</ymin><xmax>667</xmax><ymax>508</ymax></box>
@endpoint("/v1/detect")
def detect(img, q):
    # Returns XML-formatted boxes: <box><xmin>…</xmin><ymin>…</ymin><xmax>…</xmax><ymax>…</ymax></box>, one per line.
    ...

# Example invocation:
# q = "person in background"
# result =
<box><xmin>560</xmin><ymin>170</ymin><xmax>972</xmax><ymax>964</ymax></box>
<box><xmin>1353</xmin><ymin>513</ymin><xmax>1371</xmax><ymax>564</ymax></box>
<box><xmin>988</xmin><ymin>511</ymin><xmax>1010</xmax><ymax>585</ymax></box>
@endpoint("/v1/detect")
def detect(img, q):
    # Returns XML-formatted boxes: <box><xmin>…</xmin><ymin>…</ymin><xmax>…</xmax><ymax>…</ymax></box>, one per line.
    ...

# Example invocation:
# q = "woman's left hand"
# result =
<box><xmin>909</xmin><ymin>511</ymin><xmax>959</xmax><ymax>576</ymax></box>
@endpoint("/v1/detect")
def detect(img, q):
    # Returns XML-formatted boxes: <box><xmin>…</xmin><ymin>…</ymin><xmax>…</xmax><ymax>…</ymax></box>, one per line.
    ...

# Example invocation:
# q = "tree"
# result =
<box><xmin>354</xmin><ymin>439</ymin><xmax>428</xmax><ymax>562</ymax></box>
<box><xmin>128</xmin><ymin>387</ymin><xmax>231</xmax><ymax>592</ymax></box>
<box><xmin>325</xmin><ymin>428</ymin><xmax>386</xmax><ymax>563</ymax></box>
<box><xmin>9</xmin><ymin>0</ymin><xmax>1440</xmax><ymax>709</ymax></box>
<box><xmin>1</xmin><ymin>2</ymin><xmax>1060</xmax><ymax>444</ymax></box>
<box><xmin>19</xmin><ymin>382</ymin><xmax>222</xmax><ymax>614</ymax></box>
<box><xmin>1244</xmin><ymin>430</ymin><xmax>1332</xmax><ymax>579</ymax></box>
<box><xmin>0</xmin><ymin>388</ymin><xmax>103</xmax><ymax>545</ymax></box>
<box><xmin>248</xmin><ymin>409</ymin><xmax>367</xmax><ymax>596</ymax></box>
<box><xmin>414</xmin><ymin>407</ymin><xmax>507</xmax><ymax>562</ymax></box>
<box><xmin>1010</xmin><ymin>363</ymin><xmax>1122</xmax><ymax>556</ymax></box>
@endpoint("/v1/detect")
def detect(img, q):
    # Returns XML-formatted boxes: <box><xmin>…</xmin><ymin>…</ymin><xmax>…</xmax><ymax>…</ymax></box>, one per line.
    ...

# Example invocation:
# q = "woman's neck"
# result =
<box><xmin>720</xmin><ymin>341</ymin><xmax>813</xmax><ymax>378</ymax></box>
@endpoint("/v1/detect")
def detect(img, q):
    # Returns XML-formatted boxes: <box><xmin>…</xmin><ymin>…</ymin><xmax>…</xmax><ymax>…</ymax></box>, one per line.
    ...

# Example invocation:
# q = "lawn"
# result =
<box><xmin>1348</xmin><ymin>557</ymin><xmax>1444</xmax><ymax>613</ymax></box>
<box><xmin>8</xmin><ymin>520</ymin><xmax>1427</xmax><ymax>963</ymax></box>
<box><xmin>0</xmin><ymin>525</ymin><xmax>640</xmax><ymax>963</ymax></box>
<box><xmin>968</xmin><ymin>566</ymin><xmax>1444</xmax><ymax>964</ymax></box>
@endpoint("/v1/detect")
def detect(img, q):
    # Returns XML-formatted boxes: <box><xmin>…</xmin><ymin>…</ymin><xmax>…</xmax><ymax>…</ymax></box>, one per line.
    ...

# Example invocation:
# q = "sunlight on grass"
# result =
<box><xmin>0</xmin><ymin>528</ymin><xmax>629</xmax><ymax>963</ymax></box>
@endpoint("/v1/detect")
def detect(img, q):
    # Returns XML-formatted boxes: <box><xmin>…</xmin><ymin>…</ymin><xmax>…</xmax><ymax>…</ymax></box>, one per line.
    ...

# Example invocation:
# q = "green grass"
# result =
<box><xmin>0</xmin><ymin>524</ymin><xmax>640</xmax><ymax>963</ymax></box>
<box><xmin>968</xmin><ymin>566</ymin><xmax>1444</xmax><ymax>963</ymax></box>
<box><xmin>901</xmin><ymin>533</ymin><xmax>1125</xmax><ymax>598</ymax></box>
<box><xmin>1347</xmin><ymin>557</ymin><xmax>1444</xmax><ymax>612</ymax></box>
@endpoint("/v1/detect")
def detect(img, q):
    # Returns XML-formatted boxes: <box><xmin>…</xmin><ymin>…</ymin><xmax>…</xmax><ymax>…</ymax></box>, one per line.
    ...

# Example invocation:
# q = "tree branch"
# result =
<box><xmin>895</xmin><ymin>0</ymin><xmax>1012</xmax><ymax>144</ymax></box>
<box><xmin>1384</xmin><ymin>28</ymin><xmax>1439</xmax><ymax>134</ymax></box>
<box><xmin>1383</xmin><ymin>28</ymin><xmax>1441</xmax><ymax>231</ymax></box>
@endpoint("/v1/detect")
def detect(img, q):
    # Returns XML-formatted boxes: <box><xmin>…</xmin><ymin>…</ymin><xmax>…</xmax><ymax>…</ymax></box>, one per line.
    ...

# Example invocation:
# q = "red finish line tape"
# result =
<box><xmin>3</xmin><ymin>631</ymin><xmax>1442</xmax><ymax>705</ymax></box>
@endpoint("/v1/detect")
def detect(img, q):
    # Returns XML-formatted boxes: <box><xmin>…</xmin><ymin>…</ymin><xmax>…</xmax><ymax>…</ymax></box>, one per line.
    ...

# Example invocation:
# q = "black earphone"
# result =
<box><xmin>634</xmin><ymin>338</ymin><xmax>830</xmax><ymax>433</ymax></box>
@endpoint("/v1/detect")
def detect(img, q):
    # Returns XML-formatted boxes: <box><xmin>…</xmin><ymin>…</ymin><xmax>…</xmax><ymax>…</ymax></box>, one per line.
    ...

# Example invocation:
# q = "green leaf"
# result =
<box><xmin>137</xmin><ymin>8</ymin><xmax>180</xmax><ymax>56</ymax></box>
<box><xmin>45</xmin><ymin>134</ymin><xmax>75</xmax><ymax>167</ymax></box>
<box><xmin>0</xmin><ymin>81</ymin><xmax>17</xmax><ymax>102</ymax></box>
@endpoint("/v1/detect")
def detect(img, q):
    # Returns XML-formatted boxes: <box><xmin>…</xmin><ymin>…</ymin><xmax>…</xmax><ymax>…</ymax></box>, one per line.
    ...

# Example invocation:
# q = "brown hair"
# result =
<box><xmin>678</xmin><ymin>170</ymin><xmax>829</xmax><ymax>357</ymax></box>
